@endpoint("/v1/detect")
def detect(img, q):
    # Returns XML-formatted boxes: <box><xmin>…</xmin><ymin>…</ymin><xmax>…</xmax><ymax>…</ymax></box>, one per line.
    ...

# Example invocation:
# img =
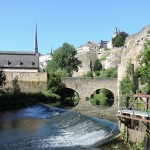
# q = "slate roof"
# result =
<box><xmin>0</xmin><ymin>51</ymin><xmax>39</xmax><ymax>69</ymax></box>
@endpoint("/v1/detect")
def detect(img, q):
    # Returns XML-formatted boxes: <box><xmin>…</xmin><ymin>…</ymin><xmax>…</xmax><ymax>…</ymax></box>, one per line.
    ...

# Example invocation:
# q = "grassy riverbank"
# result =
<box><xmin>0</xmin><ymin>91</ymin><xmax>61</xmax><ymax>111</ymax></box>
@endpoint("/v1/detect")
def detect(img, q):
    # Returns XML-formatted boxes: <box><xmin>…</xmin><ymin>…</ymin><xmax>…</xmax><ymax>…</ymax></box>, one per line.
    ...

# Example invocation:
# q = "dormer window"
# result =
<box><xmin>28</xmin><ymin>60</ymin><xmax>35</xmax><ymax>66</ymax></box>
<box><xmin>16</xmin><ymin>59</ymin><xmax>23</xmax><ymax>66</ymax></box>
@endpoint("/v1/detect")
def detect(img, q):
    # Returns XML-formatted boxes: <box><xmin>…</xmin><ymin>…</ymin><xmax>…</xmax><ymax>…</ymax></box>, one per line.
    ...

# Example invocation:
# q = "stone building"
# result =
<box><xmin>0</xmin><ymin>25</ymin><xmax>39</xmax><ymax>73</ymax></box>
<box><xmin>0</xmin><ymin>24</ymin><xmax>47</xmax><ymax>93</ymax></box>
<box><xmin>77</xmin><ymin>41</ymin><xmax>100</xmax><ymax>53</ymax></box>
<box><xmin>73</xmin><ymin>41</ymin><xmax>99</xmax><ymax>77</ymax></box>
<box><xmin>99</xmin><ymin>40</ymin><xmax>108</xmax><ymax>49</ymax></box>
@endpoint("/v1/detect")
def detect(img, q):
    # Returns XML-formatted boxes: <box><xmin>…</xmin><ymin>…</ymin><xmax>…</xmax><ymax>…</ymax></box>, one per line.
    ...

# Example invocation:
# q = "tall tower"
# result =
<box><xmin>34</xmin><ymin>23</ymin><xmax>38</xmax><ymax>53</ymax></box>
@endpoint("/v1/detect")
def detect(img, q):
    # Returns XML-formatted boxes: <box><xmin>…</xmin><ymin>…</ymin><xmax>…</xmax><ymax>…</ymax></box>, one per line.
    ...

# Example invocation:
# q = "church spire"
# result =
<box><xmin>34</xmin><ymin>23</ymin><xmax>38</xmax><ymax>53</ymax></box>
<box><xmin>51</xmin><ymin>46</ymin><xmax>53</xmax><ymax>55</ymax></box>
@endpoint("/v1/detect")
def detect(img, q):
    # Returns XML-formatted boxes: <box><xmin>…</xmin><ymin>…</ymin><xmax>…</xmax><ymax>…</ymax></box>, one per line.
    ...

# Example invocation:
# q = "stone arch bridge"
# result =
<box><xmin>61</xmin><ymin>77</ymin><xmax>118</xmax><ymax>109</ymax></box>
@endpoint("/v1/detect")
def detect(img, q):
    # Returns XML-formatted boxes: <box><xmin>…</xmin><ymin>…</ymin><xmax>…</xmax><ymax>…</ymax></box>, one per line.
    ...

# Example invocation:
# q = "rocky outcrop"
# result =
<box><xmin>99</xmin><ymin>47</ymin><xmax>124</xmax><ymax>69</ymax></box>
<box><xmin>118</xmin><ymin>24</ymin><xmax>150</xmax><ymax>81</ymax></box>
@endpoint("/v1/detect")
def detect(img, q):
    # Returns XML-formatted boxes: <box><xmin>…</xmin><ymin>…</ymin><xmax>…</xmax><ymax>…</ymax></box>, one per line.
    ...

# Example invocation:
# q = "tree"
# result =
<box><xmin>0</xmin><ymin>69</ymin><xmax>6</xmax><ymax>87</ymax></box>
<box><xmin>112</xmin><ymin>32</ymin><xmax>128</xmax><ymax>47</ymax></box>
<box><xmin>93</xmin><ymin>59</ymin><xmax>102</xmax><ymax>76</ymax></box>
<box><xmin>93</xmin><ymin>59</ymin><xmax>102</xmax><ymax>72</ymax></box>
<box><xmin>135</xmin><ymin>40</ymin><xmax>150</xmax><ymax>93</ymax></box>
<box><xmin>120</xmin><ymin>63</ymin><xmax>134</xmax><ymax>95</ymax></box>
<box><xmin>12</xmin><ymin>77</ymin><xmax>20</xmax><ymax>94</ymax></box>
<box><xmin>46</xmin><ymin>42</ymin><xmax>81</xmax><ymax>77</ymax></box>
<box><xmin>47</xmin><ymin>72</ymin><xmax>64</xmax><ymax>94</ymax></box>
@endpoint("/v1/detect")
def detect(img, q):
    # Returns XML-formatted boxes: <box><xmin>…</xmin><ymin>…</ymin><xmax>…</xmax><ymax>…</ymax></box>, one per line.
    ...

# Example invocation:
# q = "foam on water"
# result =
<box><xmin>0</xmin><ymin>104</ymin><xmax>119</xmax><ymax>149</ymax></box>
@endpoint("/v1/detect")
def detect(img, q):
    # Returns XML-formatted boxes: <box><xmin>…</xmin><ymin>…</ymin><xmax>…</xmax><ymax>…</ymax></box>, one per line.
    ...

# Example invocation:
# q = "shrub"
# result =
<box><xmin>120</xmin><ymin>75</ymin><xmax>134</xmax><ymax>95</ymax></box>
<box><xmin>100</xmin><ymin>67</ymin><xmax>118</xmax><ymax>78</ymax></box>
<box><xmin>83</xmin><ymin>71</ymin><xmax>93</xmax><ymax>77</ymax></box>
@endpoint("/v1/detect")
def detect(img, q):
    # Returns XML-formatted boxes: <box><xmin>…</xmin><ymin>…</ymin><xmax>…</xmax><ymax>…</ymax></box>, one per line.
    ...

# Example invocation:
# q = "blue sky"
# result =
<box><xmin>0</xmin><ymin>0</ymin><xmax>150</xmax><ymax>54</ymax></box>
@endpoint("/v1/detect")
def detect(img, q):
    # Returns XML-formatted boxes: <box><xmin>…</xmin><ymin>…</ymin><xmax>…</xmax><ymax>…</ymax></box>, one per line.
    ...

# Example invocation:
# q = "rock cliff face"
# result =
<box><xmin>118</xmin><ymin>25</ymin><xmax>150</xmax><ymax>81</ymax></box>
<box><xmin>99</xmin><ymin>47</ymin><xmax>123</xmax><ymax>69</ymax></box>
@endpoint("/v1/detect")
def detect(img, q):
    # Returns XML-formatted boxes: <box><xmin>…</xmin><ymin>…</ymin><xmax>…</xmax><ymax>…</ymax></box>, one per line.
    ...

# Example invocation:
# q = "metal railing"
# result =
<box><xmin>118</xmin><ymin>94</ymin><xmax>150</xmax><ymax>117</ymax></box>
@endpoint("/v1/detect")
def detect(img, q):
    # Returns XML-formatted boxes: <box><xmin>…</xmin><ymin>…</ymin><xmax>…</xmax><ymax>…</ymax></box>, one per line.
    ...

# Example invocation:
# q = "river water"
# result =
<box><xmin>0</xmin><ymin>104</ymin><xmax>119</xmax><ymax>150</ymax></box>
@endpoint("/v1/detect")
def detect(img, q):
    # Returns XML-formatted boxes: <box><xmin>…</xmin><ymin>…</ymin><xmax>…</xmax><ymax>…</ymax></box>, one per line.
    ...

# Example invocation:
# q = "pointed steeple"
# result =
<box><xmin>50</xmin><ymin>46</ymin><xmax>53</xmax><ymax>55</ymax></box>
<box><xmin>34</xmin><ymin>23</ymin><xmax>38</xmax><ymax>53</ymax></box>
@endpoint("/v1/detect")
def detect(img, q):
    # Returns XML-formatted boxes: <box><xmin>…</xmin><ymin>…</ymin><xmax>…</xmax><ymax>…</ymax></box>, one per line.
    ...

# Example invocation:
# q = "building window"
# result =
<box><xmin>16</xmin><ymin>59</ymin><xmax>23</xmax><ymax>66</ymax></box>
<box><xmin>28</xmin><ymin>60</ymin><xmax>35</xmax><ymax>66</ymax></box>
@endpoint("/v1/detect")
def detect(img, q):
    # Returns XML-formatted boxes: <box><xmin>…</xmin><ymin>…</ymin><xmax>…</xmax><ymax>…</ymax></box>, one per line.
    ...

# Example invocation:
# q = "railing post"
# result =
<box><xmin>126</xmin><ymin>96</ymin><xmax>130</xmax><ymax>109</ymax></box>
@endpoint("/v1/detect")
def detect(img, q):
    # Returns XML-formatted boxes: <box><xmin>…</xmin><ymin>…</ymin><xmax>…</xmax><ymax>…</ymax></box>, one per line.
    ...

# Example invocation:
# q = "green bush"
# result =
<box><xmin>120</xmin><ymin>75</ymin><xmax>134</xmax><ymax>95</ymax></box>
<box><xmin>100</xmin><ymin>67</ymin><xmax>118</xmax><ymax>78</ymax></box>
<box><xmin>83</xmin><ymin>71</ymin><xmax>93</xmax><ymax>77</ymax></box>
<box><xmin>93</xmin><ymin>59</ymin><xmax>102</xmax><ymax>72</ymax></box>
<box><xmin>0</xmin><ymin>91</ymin><xmax>62</xmax><ymax>111</ymax></box>
<box><xmin>94</xmin><ymin>71</ymin><xmax>100</xmax><ymax>76</ymax></box>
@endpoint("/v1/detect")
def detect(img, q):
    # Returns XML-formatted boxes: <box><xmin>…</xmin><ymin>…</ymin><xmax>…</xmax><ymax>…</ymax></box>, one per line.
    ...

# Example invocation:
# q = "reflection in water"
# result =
<box><xmin>0</xmin><ymin>104</ymin><xmax>119</xmax><ymax>149</ymax></box>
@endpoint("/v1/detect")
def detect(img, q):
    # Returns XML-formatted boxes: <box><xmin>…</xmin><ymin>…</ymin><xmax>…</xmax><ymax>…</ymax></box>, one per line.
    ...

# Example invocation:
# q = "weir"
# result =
<box><xmin>0</xmin><ymin>104</ymin><xmax>119</xmax><ymax>149</ymax></box>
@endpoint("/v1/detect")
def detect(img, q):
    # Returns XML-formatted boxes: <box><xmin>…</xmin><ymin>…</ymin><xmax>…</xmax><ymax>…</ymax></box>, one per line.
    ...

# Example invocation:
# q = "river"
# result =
<box><xmin>0</xmin><ymin>104</ymin><xmax>119</xmax><ymax>149</ymax></box>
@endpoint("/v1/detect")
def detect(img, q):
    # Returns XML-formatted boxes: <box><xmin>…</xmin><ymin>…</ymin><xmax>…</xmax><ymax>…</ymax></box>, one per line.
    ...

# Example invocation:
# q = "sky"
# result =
<box><xmin>0</xmin><ymin>0</ymin><xmax>150</xmax><ymax>54</ymax></box>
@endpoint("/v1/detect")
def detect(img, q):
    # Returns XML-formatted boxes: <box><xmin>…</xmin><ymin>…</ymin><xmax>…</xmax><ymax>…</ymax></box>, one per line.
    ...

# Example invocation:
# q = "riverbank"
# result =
<box><xmin>99</xmin><ymin>133</ymin><xmax>144</xmax><ymax>150</ymax></box>
<box><xmin>0</xmin><ymin>100</ymin><xmax>146</xmax><ymax>149</ymax></box>
<box><xmin>0</xmin><ymin>91</ymin><xmax>61</xmax><ymax>112</ymax></box>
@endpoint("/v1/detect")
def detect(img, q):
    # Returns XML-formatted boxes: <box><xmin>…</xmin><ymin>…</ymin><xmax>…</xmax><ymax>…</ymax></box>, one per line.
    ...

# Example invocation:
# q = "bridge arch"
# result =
<box><xmin>61</xmin><ymin>77</ymin><xmax>118</xmax><ymax>108</ymax></box>
<box><xmin>90</xmin><ymin>88</ymin><xmax>114</xmax><ymax>107</ymax></box>
<box><xmin>60</xmin><ymin>87</ymin><xmax>80</xmax><ymax>106</ymax></box>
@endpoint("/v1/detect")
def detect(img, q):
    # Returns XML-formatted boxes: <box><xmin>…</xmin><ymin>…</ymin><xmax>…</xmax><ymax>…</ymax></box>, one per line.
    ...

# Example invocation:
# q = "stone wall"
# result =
<box><xmin>73</xmin><ymin>52</ymin><xmax>98</xmax><ymax>77</ymax></box>
<box><xmin>101</xmin><ymin>47</ymin><xmax>124</xmax><ymax>69</ymax></box>
<box><xmin>4</xmin><ymin>72</ymin><xmax>47</xmax><ymax>93</ymax></box>
<box><xmin>118</xmin><ymin>25</ymin><xmax>150</xmax><ymax>82</ymax></box>
<box><xmin>5</xmin><ymin>72</ymin><xmax>47</xmax><ymax>82</ymax></box>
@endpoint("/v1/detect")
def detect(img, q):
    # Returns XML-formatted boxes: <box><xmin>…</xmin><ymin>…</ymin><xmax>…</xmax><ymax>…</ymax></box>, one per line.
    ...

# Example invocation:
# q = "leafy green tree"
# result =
<box><xmin>93</xmin><ymin>59</ymin><xmax>102</xmax><ymax>76</ymax></box>
<box><xmin>0</xmin><ymin>69</ymin><xmax>6</xmax><ymax>94</ymax></box>
<box><xmin>135</xmin><ymin>40</ymin><xmax>150</xmax><ymax>93</ymax></box>
<box><xmin>0</xmin><ymin>69</ymin><xmax>6</xmax><ymax>87</ymax></box>
<box><xmin>112</xmin><ymin>32</ymin><xmax>128</xmax><ymax>47</ymax></box>
<box><xmin>46</xmin><ymin>42</ymin><xmax>81</xmax><ymax>77</ymax></box>
<box><xmin>93</xmin><ymin>59</ymin><xmax>102</xmax><ymax>72</ymax></box>
<box><xmin>12</xmin><ymin>77</ymin><xmax>20</xmax><ymax>94</ymax></box>
<box><xmin>47</xmin><ymin>72</ymin><xmax>64</xmax><ymax>94</ymax></box>
<box><xmin>55</xmin><ymin>68</ymin><xmax>70</xmax><ymax>77</ymax></box>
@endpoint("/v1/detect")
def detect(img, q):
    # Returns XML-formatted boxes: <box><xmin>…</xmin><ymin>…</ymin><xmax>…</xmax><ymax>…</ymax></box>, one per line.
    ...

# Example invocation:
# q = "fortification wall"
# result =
<box><xmin>102</xmin><ymin>47</ymin><xmax>124</xmax><ymax>69</ymax></box>
<box><xmin>5</xmin><ymin>72</ymin><xmax>47</xmax><ymax>82</ymax></box>
<box><xmin>118</xmin><ymin>24</ymin><xmax>150</xmax><ymax>82</ymax></box>
<box><xmin>4</xmin><ymin>72</ymin><xmax>47</xmax><ymax>93</ymax></box>
<box><xmin>73</xmin><ymin>52</ymin><xmax>98</xmax><ymax>77</ymax></box>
